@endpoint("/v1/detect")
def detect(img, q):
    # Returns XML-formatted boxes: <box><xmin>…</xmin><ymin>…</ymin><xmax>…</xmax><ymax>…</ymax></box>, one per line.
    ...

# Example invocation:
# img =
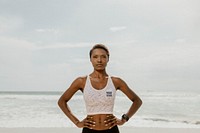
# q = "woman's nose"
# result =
<box><xmin>97</xmin><ymin>57</ymin><xmax>102</xmax><ymax>62</ymax></box>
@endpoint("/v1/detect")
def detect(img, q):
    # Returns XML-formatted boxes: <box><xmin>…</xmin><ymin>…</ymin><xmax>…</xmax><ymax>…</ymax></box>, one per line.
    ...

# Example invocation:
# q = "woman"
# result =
<box><xmin>58</xmin><ymin>44</ymin><xmax>142</xmax><ymax>133</ymax></box>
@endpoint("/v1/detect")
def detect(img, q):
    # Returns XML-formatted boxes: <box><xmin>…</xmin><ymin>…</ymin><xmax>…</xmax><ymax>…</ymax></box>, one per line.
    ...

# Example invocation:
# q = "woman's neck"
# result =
<box><xmin>90</xmin><ymin>70</ymin><xmax>108</xmax><ymax>79</ymax></box>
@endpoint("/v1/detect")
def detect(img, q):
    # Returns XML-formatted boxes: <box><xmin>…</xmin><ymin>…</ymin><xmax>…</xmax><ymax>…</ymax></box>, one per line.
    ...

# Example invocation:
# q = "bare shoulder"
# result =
<box><xmin>75</xmin><ymin>75</ymin><xmax>87</xmax><ymax>82</ymax></box>
<box><xmin>72</xmin><ymin>76</ymin><xmax>87</xmax><ymax>91</ymax></box>
<box><xmin>111</xmin><ymin>76</ymin><xmax>127</xmax><ymax>89</ymax></box>
<box><xmin>111</xmin><ymin>76</ymin><xmax>126</xmax><ymax>83</ymax></box>
<box><xmin>111</xmin><ymin>76</ymin><xmax>122</xmax><ymax>82</ymax></box>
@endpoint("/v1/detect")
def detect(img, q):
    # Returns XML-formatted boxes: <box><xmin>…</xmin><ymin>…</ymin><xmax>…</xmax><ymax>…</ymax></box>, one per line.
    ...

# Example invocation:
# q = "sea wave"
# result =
<box><xmin>0</xmin><ymin>91</ymin><xmax>199</xmax><ymax>128</ymax></box>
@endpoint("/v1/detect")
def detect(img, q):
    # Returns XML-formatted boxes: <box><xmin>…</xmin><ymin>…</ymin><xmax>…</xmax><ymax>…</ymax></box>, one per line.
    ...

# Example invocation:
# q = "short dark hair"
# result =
<box><xmin>89</xmin><ymin>44</ymin><xmax>110</xmax><ymax>58</ymax></box>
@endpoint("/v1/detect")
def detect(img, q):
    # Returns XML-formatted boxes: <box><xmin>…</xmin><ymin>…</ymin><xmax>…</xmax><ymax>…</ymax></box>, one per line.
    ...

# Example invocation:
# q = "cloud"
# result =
<box><xmin>109</xmin><ymin>26</ymin><xmax>127</xmax><ymax>32</ymax></box>
<box><xmin>35</xmin><ymin>28</ymin><xmax>60</xmax><ymax>34</ymax></box>
<box><xmin>0</xmin><ymin>36</ymin><xmax>35</xmax><ymax>70</ymax></box>
<box><xmin>33</xmin><ymin>42</ymin><xmax>92</xmax><ymax>50</ymax></box>
<box><xmin>175</xmin><ymin>38</ymin><xmax>187</xmax><ymax>43</ymax></box>
<box><xmin>0</xmin><ymin>15</ymin><xmax>24</xmax><ymax>33</ymax></box>
<box><xmin>0</xmin><ymin>36</ymin><xmax>36</xmax><ymax>50</ymax></box>
<box><xmin>0</xmin><ymin>36</ymin><xmax>36</xmax><ymax>89</ymax></box>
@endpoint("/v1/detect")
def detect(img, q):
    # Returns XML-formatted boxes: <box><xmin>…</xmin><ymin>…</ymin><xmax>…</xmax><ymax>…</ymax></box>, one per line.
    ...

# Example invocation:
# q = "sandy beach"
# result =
<box><xmin>0</xmin><ymin>127</ymin><xmax>199</xmax><ymax>133</ymax></box>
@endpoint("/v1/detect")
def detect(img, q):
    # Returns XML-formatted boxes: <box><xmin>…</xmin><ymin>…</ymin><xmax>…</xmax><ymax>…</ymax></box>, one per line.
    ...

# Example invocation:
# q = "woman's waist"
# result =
<box><xmin>87</xmin><ymin>114</ymin><xmax>113</xmax><ymax>120</ymax></box>
<box><xmin>86</xmin><ymin>114</ymin><xmax>116</xmax><ymax>130</ymax></box>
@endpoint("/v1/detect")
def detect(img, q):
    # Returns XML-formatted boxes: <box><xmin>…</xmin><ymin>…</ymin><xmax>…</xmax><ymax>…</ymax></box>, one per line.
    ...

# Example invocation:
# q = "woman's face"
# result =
<box><xmin>90</xmin><ymin>48</ymin><xmax>109</xmax><ymax>71</ymax></box>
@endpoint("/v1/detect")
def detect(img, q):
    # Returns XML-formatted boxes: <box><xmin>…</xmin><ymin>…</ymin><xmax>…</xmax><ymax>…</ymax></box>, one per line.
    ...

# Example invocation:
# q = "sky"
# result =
<box><xmin>0</xmin><ymin>0</ymin><xmax>200</xmax><ymax>92</ymax></box>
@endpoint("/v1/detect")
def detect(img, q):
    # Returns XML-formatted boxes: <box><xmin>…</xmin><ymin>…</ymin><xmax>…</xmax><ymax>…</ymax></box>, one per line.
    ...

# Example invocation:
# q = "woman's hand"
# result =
<box><xmin>104</xmin><ymin>115</ymin><xmax>117</xmax><ymax>129</ymax></box>
<box><xmin>116</xmin><ymin>118</ymin><xmax>126</xmax><ymax>126</ymax></box>
<box><xmin>77</xmin><ymin>115</ymin><xmax>126</xmax><ymax>129</ymax></box>
<box><xmin>76</xmin><ymin>120</ymin><xmax>84</xmax><ymax>128</ymax></box>
<box><xmin>103</xmin><ymin>115</ymin><xmax>126</xmax><ymax>128</ymax></box>
<box><xmin>76</xmin><ymin>116</ymin><xmax>96</xmax><ymax>129</ymax></box>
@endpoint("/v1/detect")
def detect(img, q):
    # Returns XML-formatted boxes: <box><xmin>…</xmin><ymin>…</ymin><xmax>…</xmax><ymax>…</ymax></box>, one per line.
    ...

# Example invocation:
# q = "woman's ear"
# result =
<box><xmin>107</xmin><ymin>56</ymin><xmax>109</xmax><ymax>62</ymax></box>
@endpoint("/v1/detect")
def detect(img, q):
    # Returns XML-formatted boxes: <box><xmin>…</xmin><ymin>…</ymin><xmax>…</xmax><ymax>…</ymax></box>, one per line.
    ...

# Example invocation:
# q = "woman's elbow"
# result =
<box><xmin>135</xmin><ymin>97</ymin><xmax>143</xmax><ymax>107</ymax></box>
<box><xmin>58</xmin><ymin>97</ymin><xmax>65</xmax><ymax>108</ymax></box>
<box><xmin>138</xmin><ymin>98</ymin><xmax>143</xmax><ymax>107</ymax></box>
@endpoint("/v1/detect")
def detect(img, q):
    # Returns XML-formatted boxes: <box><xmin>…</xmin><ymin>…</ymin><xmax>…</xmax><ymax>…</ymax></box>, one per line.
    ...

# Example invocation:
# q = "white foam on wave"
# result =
<box><xmin>0</xmin><ymin>91</ymin><xmax>199</xmax><ymax>128</ymax></box>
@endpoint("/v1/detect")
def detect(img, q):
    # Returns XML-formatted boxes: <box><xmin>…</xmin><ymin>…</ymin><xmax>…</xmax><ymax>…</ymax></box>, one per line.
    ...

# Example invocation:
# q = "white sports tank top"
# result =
<box><xmin>83</xmin><ymin>76</ymin><xmax>116</xmax><ymax>115</ymax></box>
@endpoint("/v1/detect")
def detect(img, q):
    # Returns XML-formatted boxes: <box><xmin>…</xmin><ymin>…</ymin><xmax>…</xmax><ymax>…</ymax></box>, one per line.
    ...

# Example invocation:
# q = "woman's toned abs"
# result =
<box><xmin>82</xmin><ymin>114</ymin><xmax>117</xmax><ymax>130</ymax></box>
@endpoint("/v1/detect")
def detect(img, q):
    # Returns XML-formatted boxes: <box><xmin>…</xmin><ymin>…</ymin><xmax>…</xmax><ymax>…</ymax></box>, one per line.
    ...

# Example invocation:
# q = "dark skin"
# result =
<box><xmin>58</xmin><ymin>48</ymin><xmax>142</xmax><ymax>130</ymax></box>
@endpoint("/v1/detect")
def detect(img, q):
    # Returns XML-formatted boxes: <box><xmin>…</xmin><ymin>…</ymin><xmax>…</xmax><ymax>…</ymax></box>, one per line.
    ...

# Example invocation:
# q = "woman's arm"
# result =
<box><xmin>58</xmin><ymin>77</ymin><xmax>85</xmax><ymax>127</ymax></box>
<box><xmin>112</xmin><ymin>77</ymin><xmax>142</xmax><ymax>125</ymax></box>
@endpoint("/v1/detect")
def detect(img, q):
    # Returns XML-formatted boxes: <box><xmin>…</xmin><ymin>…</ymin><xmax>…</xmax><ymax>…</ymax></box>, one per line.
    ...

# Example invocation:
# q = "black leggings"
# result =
<box><xmin>82</xmin><ymin>125</ymin><xmax>119</xmax><ymax>133</ymax></box>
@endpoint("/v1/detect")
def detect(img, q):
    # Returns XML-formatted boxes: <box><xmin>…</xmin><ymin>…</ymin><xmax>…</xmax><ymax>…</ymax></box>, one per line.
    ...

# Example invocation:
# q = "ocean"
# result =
<box><xmin>0</xmin><ymin>91</ymin><xmax>199</xmax><ymax>128</ymax></box>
